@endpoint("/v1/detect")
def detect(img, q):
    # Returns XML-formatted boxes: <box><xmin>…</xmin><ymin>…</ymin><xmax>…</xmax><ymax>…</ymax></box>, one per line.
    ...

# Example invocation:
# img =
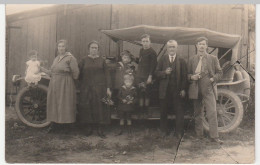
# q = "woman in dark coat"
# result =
<box><xmin>78</xmin><ymin>41</ymin><xmax>112</xmax><ymax>138</ymax></box>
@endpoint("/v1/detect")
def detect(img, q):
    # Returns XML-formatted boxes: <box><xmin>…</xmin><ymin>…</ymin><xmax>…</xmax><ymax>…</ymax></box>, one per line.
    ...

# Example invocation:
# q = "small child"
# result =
<box><xmin>25</xmin><ymin>50</ymin><xmax>42</xmax><ymax>85</ymax></box>
<box><xmin>136</xmin><ymin>34</ymin><xmax>157</xmax><ymax>117</ymax></box>
<box><xmin>115</xmin><ymin>50</ymin><xmax>136</xmax><ymax>89</ymax></box>
<box><xmin>113</xmin><ymin>50</ymin><xmax>136</xmax><ymax>107</ymax></box>
<box><xmin>117</xmin><ymin>74</ymin><xmax>137</xmax><ymax>136</ymax></box>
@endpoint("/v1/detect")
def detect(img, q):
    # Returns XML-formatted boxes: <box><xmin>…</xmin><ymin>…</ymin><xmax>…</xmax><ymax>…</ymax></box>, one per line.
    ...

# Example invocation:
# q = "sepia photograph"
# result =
<box><xmin>5</xmin><ymin>4</ymin><xmax>255</xmax><ymax>163</ymax></box>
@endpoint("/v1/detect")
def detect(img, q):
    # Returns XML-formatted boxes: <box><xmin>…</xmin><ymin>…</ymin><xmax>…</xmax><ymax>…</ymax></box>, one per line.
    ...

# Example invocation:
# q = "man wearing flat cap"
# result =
<box><xmin>155</xmin><ymin>40</ymin><xmax>187</xmax><ymax>138</ymax></box>
<box><xmin>188</xmin><ymin>37</ymin><xmax>223</xmax><ymax>144</ymax></box>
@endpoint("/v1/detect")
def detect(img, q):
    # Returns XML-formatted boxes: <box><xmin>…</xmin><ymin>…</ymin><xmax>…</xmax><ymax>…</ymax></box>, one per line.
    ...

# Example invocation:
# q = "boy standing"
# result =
<box><xmin>136</xmin><ymin>34</ymin><xmax>157</xmax><ymax>117</ymax></box>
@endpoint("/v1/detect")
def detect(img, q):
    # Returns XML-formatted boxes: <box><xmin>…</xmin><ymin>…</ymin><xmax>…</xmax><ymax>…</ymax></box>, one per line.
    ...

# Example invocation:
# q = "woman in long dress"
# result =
<box><xmin>78</xmin><ymin>40</ymin><xmax>112</xmax><ymax>138</ymax></box>
<box><xmin>42</xmin><ymin>39</ymin><xmax>79</xmax><ymax>131</ymax></box>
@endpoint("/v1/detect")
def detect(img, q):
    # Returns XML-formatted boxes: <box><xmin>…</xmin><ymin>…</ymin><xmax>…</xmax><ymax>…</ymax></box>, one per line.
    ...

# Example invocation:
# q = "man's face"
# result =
<box><xmin>141</xmin><ymin>37</ymin><xmax>151</xmax><ymax>49</ymax></box>
<box><xmin>196</xmin><ymin>40</ymin><xmax>208</xmax><ymax>53</ymax></box>
<box><xmin>167</xmin><ymin>42</ymin><xmax>178</xmax><ymax>55</ymax></box>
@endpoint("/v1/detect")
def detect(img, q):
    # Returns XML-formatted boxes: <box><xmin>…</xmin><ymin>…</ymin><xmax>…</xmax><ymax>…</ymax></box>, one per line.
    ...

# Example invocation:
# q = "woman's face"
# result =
<box><xmin>58</xmin><ymin>42</ymin><xmax>66</xmax><ymax>55</ymax></box>
<box><xmin>89</xmin><ymin>43</ymin><xmax>99</xmax><ymax>55</ymax></box>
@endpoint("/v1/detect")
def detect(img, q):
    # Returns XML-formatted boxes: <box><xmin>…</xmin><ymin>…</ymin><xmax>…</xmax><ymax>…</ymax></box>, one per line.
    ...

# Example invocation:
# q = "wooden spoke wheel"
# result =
<box><xmin>203</xmin><ymin>88</ymin><xmax>244</xmax><ymax>133</ymax></box>
<box><xmin>15</xmin><ymin>84</ymin><xmax>51</xmax><ymax>128</ymax></box>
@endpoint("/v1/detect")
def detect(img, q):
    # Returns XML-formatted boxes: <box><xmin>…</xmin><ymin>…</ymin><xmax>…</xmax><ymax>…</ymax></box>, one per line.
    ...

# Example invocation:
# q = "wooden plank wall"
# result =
<box><xmin>6</xmin><ymin>14</ymin><xmax>56</xmax><ymax>93</ymax></box>
<box><xmin>110</xmin><ymin>4</ymin><xmax>245</xmax><ymax>63</ymax></box>
<box><xmin>56</xmin><ymin>5</ymin><xmax>112</xmax><ymax>60</ymax></box>
<box><xmin>6</xmin><ymin>4</ymin><xmax>248</xmax><ymax>94</ymax></box>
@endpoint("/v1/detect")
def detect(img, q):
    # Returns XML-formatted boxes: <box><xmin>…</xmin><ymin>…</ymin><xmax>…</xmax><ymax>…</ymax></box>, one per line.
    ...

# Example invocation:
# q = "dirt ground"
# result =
<box><xmin>5</xmin><ymin>106</ymin><xmax>255</xmax><ymax>164</ymax></box>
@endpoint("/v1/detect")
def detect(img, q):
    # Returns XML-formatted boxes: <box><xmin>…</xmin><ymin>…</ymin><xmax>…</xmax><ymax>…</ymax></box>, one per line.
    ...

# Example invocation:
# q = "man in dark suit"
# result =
<box><xmin>155</xmin><ymin>40</ymin><xmax>187</xmax><ymax>138</ymax></box>
<box><xmin>187</xmin><ymin>37</ymin><xmax>223</xmax><ymax>144</ymax></box>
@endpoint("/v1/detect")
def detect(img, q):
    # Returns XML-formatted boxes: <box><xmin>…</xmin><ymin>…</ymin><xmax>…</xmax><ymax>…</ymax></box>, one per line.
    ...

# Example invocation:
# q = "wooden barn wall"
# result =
<box><xmin>6</xmin><ymin>14</ymin><xmax>56</xmax><ymax>94</ymax></box>
<box><xmin>110</xmin><ymin>4</ymin><xmax>245</xmax><ymax>63</ymax></box>
<box><xmin>6</xmin><ymin>4</ymin><xmax>248</xmax><ymax>94</ymax></box>
<box><xmin>56</xmin><ymin>5</ymin><xmax>112</xmax><ymax>60</ymax></box>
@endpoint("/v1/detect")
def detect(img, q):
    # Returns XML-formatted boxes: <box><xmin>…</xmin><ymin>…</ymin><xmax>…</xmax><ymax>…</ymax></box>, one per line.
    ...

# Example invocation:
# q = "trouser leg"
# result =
<box><xmin>203</xmin><ymin>91</ymin><xmax>219</xmax><ymax>138</ymax></box>
<box><xmin>193</xmin><ymin>99</ymin><xmax>204</xmax><ymax>137</ymax></box>
<box><xmin>116</xmin><ymin>118</ymin><xmax>124</xmax><ymax>136</ymax></box>
<box><xmin>160</xmin><ymin>99</ymin><xmax>168</xmax><ymax>133</ymax></box>
<box><xmin>119</xmin><ymin>119</ymin><xmax>124</xmax><ymax>125</ymax></box>
<box><xmin>175</xmin><ymin>100</ymin><xmax>184</xmax><ymax>136</ymax></box>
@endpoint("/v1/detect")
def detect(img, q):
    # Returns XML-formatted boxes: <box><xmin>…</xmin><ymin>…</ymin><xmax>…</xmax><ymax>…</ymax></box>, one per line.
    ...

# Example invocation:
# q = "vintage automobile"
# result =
<box><xmin>12</xmin><ymin>25</ymin><xmax>250</xmax><ymax>133</ymax></box>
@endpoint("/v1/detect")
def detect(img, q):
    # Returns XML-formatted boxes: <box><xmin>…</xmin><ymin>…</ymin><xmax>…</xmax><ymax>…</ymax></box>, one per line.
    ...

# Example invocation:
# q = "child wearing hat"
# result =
<box><xmin>117</xmin><ymin>74</ymin><xmax>137</xmax><ymax>136</ymax></box>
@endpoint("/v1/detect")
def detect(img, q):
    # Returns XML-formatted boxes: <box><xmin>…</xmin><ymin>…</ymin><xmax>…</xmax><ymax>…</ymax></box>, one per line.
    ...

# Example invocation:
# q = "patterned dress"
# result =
<box><xmin>117</xmin><ymin>85</ymin><xmax>137</xmax><ymax>113</ymax></box>
<box><xmin>114</xmin><ymin>62</ymin><xmax>136</xmax><ymax>89</ymax></box>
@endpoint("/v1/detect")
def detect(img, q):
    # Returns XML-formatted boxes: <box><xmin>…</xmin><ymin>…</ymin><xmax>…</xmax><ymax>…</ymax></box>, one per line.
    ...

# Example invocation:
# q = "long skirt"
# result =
<box><xmin>47</xmin><ymin>74</ymin><xmax>77</xmax><ymax>123</ymax></box>
<box><xmin>78</xmin><ymin>85</ymin><xmax>111</xmax><ymax>124</ymax></box>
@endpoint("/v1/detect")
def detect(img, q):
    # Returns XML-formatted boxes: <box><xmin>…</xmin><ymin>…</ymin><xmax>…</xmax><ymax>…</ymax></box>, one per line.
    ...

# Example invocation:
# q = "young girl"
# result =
<box><xmin>117</xmin><ymin>74</ymin><xmax>137</xmax><ymax>136</ymax></box>
<box><xmin>113</xmin><ymin>50</ymin><xmax>136</xmax><ymax>106</ymax></box>
<box><xmin>136</xmin><ymin>34</ymin><xmax>157</xmax><ymax>117</ymax></box>
<box><xmin>25</xmin><ymin>50</ymin><xmax>42</xmax><ymax>85</ymax></box>
<box><xmin>115</xmin><ymin>50</ymin><xmax>136</xmax><ymax>89</ymax></box>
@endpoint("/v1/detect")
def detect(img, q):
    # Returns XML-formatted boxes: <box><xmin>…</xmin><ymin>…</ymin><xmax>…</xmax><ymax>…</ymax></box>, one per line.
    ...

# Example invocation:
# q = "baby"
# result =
<box><xmin>25</xmin><ymin>50</ymin><xmax>42</xmax><ymax>85</ymax></box>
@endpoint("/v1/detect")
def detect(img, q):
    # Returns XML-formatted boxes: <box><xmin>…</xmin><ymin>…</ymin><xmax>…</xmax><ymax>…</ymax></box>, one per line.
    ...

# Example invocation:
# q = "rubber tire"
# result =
<box><xmin>15</xmin><ymin>84</ymin><xmax>51</xmax><ymax>128</ymax></box>
<box><xmin>202</xmin><ymin>88</ymin><xmax>244</xmax><ymax>133</ymax></box>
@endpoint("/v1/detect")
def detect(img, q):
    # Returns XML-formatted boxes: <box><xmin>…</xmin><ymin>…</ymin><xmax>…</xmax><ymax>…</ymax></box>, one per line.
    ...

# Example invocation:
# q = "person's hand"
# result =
<box><xmin>180</xmin><ymin>90</ymin><xmax>185</xmax><ymax>98</ymax></box>
<box><xmin>210</xmin><ymin>78</ymin><xmax>214</xmax><ymax>83</ymax></box>
<box><xmin>191</xmin><ymin>73</ymin><xmax>200</xmax><ymax>80</ymax></box>
<box><xmin>139</xmin><ymin>82</ymin><xmax>146</xmax><ymax>88</ymax></box>
<box><xmin>122</xmin><ymin>99</ymin><xmax>127</xmax><ymax>103</ymax></box>
<box><xmin>146</xmin><ymin>75</ymin><xmax>152</xmax><ymax>84</ymax></box>
<box><xmin>107</xmin><ymin>88</ymin><xmax>112</xmax><ymax>97</ymax></box>
<box><xmin>40</xmin><ymin>66</ymin><xmax>51</xmax><ymax>75</ymax></box>
<box><xmin>127</xmin><ymin>101</ymin><xmax>133</xmax><ymax>104</ymax></box>
<box><xmin>165</xmin><ymin>67</ymin><xmax>172</xmax><ymax>75</ymax></box>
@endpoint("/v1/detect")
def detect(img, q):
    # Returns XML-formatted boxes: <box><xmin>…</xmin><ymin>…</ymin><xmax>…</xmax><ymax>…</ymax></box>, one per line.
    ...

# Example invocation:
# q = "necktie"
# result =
<box><xmin>195</xmin><ymin>55</ymin><xmax>203</xmax><ymax>74</ymax></box>
<box><xmin>170</xmin><ymin>55</ymin><xmax>175</xmax><ymax>63</ymax></box>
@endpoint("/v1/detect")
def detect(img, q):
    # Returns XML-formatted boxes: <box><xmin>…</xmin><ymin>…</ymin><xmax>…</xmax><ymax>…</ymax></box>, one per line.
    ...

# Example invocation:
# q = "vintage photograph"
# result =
<box><xmin>5</xmin><ymin>4</ymin><xmax>255</xmax><ymax>163</ymax></box>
